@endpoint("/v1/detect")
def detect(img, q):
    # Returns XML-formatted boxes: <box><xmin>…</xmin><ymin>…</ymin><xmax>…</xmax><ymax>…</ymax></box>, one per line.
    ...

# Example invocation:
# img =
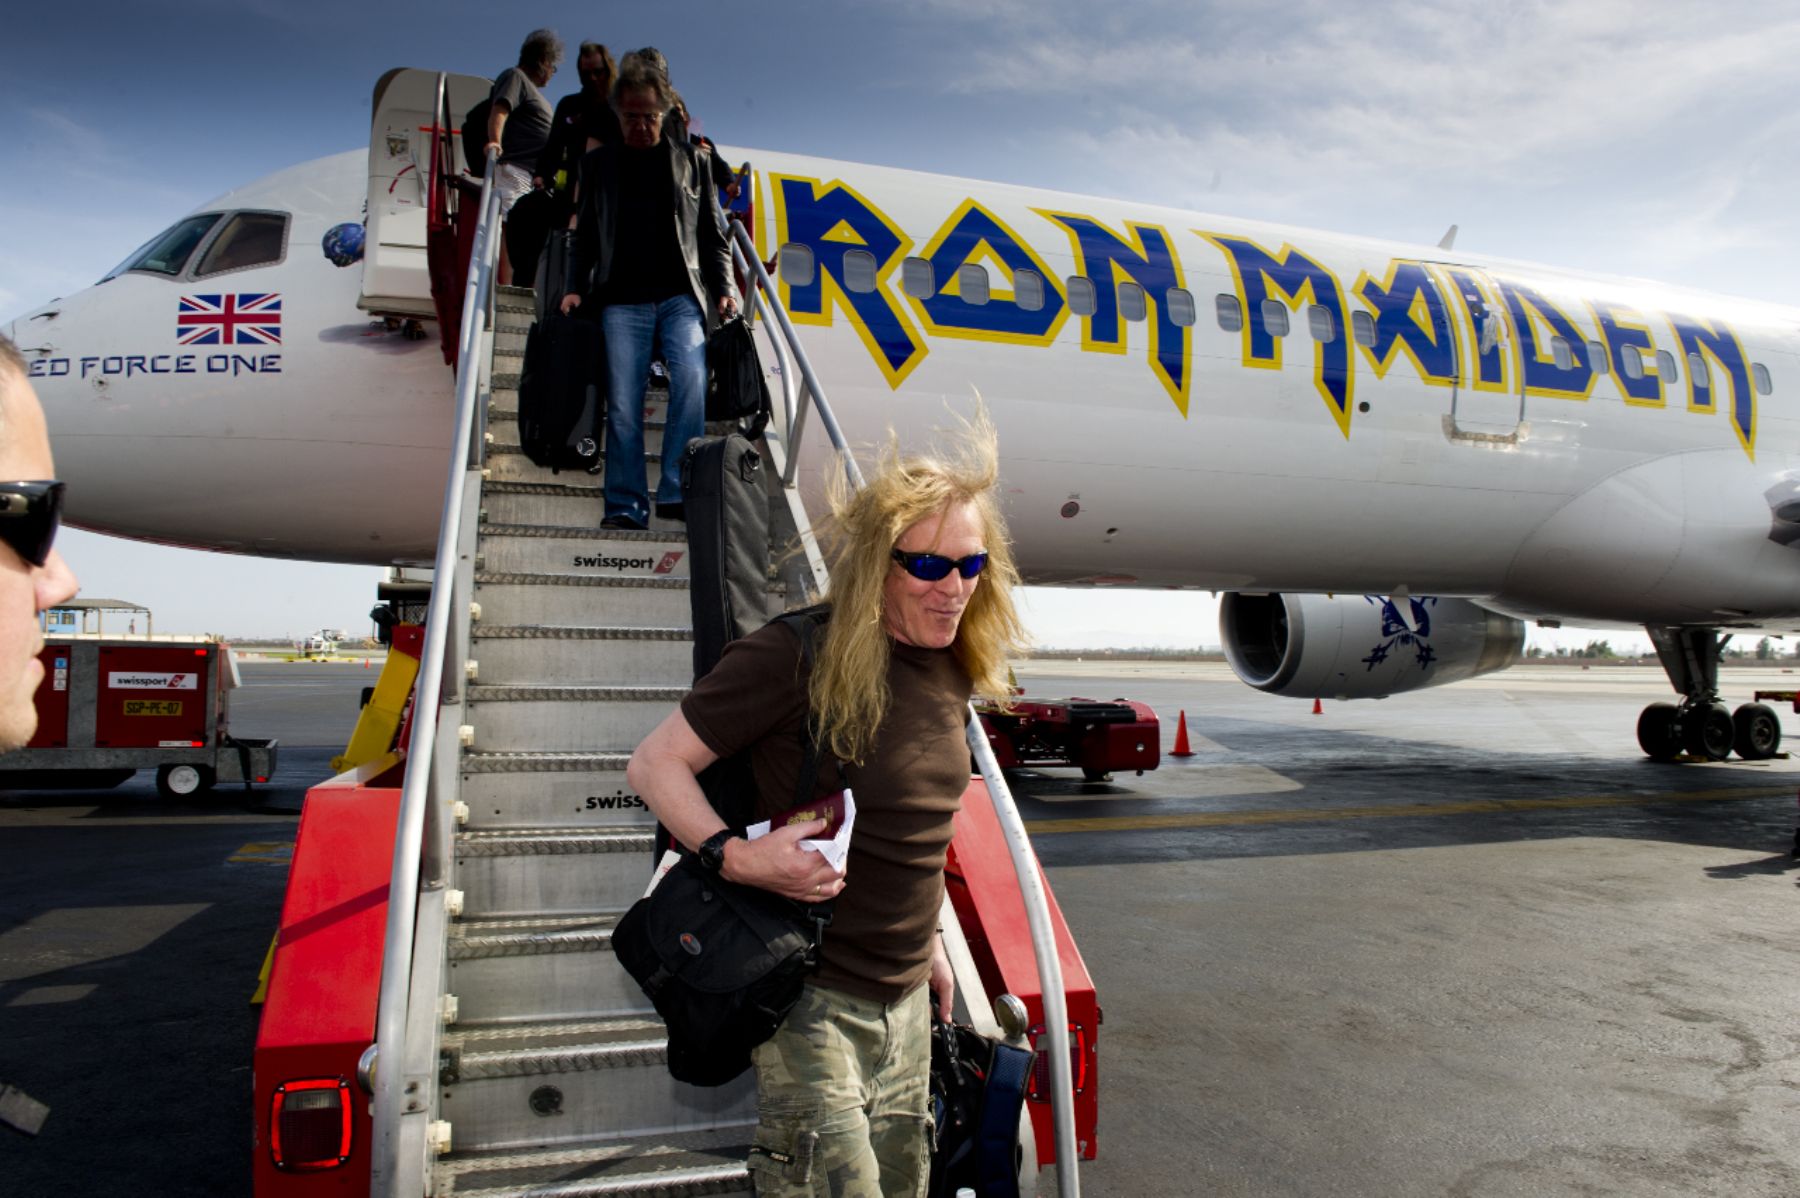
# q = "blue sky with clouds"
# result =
<box><xmin>7</xmin><ymin>1</ymin><xmax>1800</xmax><ymax>647</ymax></box>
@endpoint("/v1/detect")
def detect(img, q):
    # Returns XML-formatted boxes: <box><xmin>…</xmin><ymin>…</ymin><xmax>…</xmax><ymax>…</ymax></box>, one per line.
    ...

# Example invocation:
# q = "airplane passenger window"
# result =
<box><xmin>957</xmin><ymin>263</ymin><xmax>991</xmax><ymax>306</ymax></box>
<box><xmin>1013</xmin><ymin>269</ymin><xmax>1045</xmax><ymax>312</ymax></box>
<box><xmin>1351</xmin><ymin>310</ymin><xmax>1376</xmax><ymax>348</ymax></box>
<box><xmin>1550</xmin><ymin>336</ymin><xmax>1573</xmax><ymax>372</ymax></box>
<box><xmin>1118</xmin><ymin>282</ymin><xmax>1146</xmax><ymax>322</ymax></box>
<box><xmin>1260</xmin><ymin>300</ymin><xmax>1290</xmax><ymax>338</ymax></box>
<box><xmin>1165</xmin><ymin>288</ymin><xmax>1196</xmax><ymax>327</ymax></box>
<box><xmin>1588</xmin><ymin>340</ymin><xmax>1609</xmax><ymax>374</ymax></box>
<box><xmin>1307</xmin><ymin>305</ymin><xmax>1335</xmax><ymax>343</ymax></box>
<box><xmin>1621</xmin><ymin>345</ymin><xmax>1645</xmax><ymax>381</ymax></box>
<box><xmin>1687</xmin><ymin>353</ymin><xmax>1709</xmax><ymax>389</ymax></box>
<box><xmin>1754</xmin><ymin>362</ymin><xmax>1773</xmax><ymax>395</ymax></box>
<box><xmin>1657</xmin><ymin>350</ymin><xmax>1678</xmax><ymax>383</ymax></box>
<box><xmin>779</xmin><ymin>243</ymin><xmax>815</xmax><ymax>287</ymax></box>
<box><xmin>1067</xmin><ymin>276</ymin><xmax>1097</xmax><ymax>317</ymax></box>
<box><xmin>102</xmin><ymin>213</ymin><xmax>222</xmax><ymax>280</ymax></box>
<box><xmin>194</xmin><ymin>212</ymin><xmax>288</xmax><ymax>277</ymax></box>
<box><xmin>1215</xmin><ymin>294</ymin><xmax>1243</xmax><ymax>333</ymax></box>
<box><xmin>841</xmin><ymin>249</ymin><xmax>879</xmax><ymax>294</ymax></box>
<box><xmin>902</xmin><ymin>256</ymin><xmax>934</xmax><ymax>298</ymax></box>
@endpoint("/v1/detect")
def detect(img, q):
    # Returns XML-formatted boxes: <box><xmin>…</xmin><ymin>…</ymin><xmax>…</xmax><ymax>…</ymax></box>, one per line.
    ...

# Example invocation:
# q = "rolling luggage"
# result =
<box><xmin>681</xmin><ymin>433</ymin><xmax>771</xmax><ymax>679</ymax></box>
<box><xmin>517</xmin><ymin>312</ymin><xmax>603</xmax><ymax>474</ymax></box>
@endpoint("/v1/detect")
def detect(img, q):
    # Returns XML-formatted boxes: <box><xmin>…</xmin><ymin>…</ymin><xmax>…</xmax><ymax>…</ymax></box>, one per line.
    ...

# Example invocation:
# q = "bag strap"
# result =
<box><xmin>770</xmin><ymin>605</ymin><xmax>840</xmax><ymax>805</ymax></box>
<box><xmin>975</xmin><ymin>1040</ymin><xmax>1033</xmax><ymax>1197</ymax></box>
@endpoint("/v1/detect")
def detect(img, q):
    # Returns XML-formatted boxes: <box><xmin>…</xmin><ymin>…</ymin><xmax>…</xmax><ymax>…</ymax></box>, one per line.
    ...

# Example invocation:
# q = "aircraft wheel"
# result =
<box><xmin>1732</xmin><ymin>703</ymin><xmax>1782</xmax><ymax>760</ymax></box>
<box><xmin>1636</xmin><ymin>703</ymin><xmax>1682</xmax><ymax>761</ymax></box>
<box><xmin>1081</xmin><ymin>766</ymin><xmax>1111</xmax><ymax>782</ymax></box>
<box><xmin>156</xmin><ymin>763</ymin><xmax>216</xmax><ymax>799</ymax></box>
<box><xmin>1683</xmin><ymin>703</ymin><xmax>1735</xmax><ymax>761</ymax></box>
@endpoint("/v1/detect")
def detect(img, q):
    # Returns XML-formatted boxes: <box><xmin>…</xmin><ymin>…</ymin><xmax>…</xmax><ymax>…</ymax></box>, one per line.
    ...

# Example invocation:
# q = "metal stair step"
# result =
<box><xmin>464</xmin><ymin>684</ymin><xmax>684</xmax><ymax>752</ymax></box>
<box><xmin>449</xmin><ymin>913</ymin><xmax>646</xmax><ymax>1024</ymax></box>
<box><xmin>454</xmin><ymin>826</ymin><xmax>659</xmax><ymax>916</ymax></box>
<box><xmin>474</xmin><ymin>572</ymin><xmax>695</xmax><ymax>629</ymax></box>
<box><xmin>478</xmin><ymin>526</ymin><xmax>692</xmax><ymax>579</ymax></box>
<box><xmin>435</xmin><ymin>1129</ymin><xmax>751</xmax><ymax>1197</ymax></box>
<box><xmin>490</xmin><ymin>382</ymin><xmax>668</xmax><ymax>421</ymax></box>
<box><xmin>470</xmin><ymin>625</ymin><xmax>693</xmax><ymax>686</ymax></box>
<box><xmin>483</xmin><ymin>441</ymin><xmax>668</xmax><ymax>485</ymax></box>
<box><xmin>439</xmin><ymin>1016</ymin><xmax>755</xmax><ymax>1152</ymax></box>
<box><xmin>461</xmin><ymin>751</ymin><xmax>654</xmax><ymax>831</ymax></box>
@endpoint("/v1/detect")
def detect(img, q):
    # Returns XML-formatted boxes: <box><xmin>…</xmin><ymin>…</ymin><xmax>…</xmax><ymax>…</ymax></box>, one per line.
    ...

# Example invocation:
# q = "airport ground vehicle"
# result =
<box><xmin>0</xmin><ymin>633</ymin><xmax>276</xmax><ymax>797</ymax></box>
<box><xmin>251</xmin><ymin>71</ymin><xmax>1093</xmax><ymax>1196</ymax></box>
<box><xmin>978</xmin><ymin>695</ymin><xmax>1161</xmax><ymax>781</ymax></box>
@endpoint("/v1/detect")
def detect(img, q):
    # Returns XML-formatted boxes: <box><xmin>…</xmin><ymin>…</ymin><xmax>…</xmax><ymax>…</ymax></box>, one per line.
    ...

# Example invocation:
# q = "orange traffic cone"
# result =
<box><xmin>1170</xmin><ymin>710</ymin><xmax>1195</xmax><ymax>757</ymax></box>
<box><xmin>1312</xmin><ymin>697</ymin><xmax>1323</xmax><ymax>715</ymax></box>
<box><xmin>363</xmin><ymin>657</ymin><xmax>371</xmax><ymax>669</ymax></box>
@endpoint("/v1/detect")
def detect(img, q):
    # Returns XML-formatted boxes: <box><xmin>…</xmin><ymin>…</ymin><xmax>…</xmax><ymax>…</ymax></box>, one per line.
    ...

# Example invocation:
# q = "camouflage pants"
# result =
<box><xmin>747</xmin><ymin>981</ymin><xmax>931</xmax><ymax>1197</ymax></box>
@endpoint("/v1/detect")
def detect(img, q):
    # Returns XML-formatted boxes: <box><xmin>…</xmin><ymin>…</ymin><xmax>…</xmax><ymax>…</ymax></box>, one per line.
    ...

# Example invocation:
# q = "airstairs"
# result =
<box><xmin>264</xmin><ymin>72</ymin><xmax>1081</xmax><ymax>1194</ymax></box>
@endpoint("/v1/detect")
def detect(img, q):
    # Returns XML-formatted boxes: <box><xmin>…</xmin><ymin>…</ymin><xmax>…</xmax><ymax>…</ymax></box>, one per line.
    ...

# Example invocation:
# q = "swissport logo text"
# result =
<box><xmin>569</xmin><ymin>551</ymin><xmax>684</xmax><ymax>575</ymax></box>
<box><xmin>108</xmin><ymin>672</ymin><xmax>200</xmax><ymax>690</ymax></box>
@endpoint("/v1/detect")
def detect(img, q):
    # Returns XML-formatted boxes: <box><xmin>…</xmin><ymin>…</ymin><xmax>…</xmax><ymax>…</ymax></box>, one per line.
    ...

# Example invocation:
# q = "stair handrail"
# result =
<box><xmin>368</xmin><ymin>143</ymin><xmax>502</xmax><ymax>1195</ymax></box>
<box><xmin>723</xmin><ymin>214</ymin><xmax>1082</xmax><ymax>1197</ymax></box>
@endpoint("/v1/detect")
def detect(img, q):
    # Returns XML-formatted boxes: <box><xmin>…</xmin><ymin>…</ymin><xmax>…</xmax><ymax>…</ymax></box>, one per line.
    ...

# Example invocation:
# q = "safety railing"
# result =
<box><xmin>724</xmin><ymin>213</ymin><xmax>1082</xmax><ymax>1197</ymax></box>
<box><xmin>367</xmin><ymin>141</ymin><xmax>502</xmax><ymax>1194</ymax></box>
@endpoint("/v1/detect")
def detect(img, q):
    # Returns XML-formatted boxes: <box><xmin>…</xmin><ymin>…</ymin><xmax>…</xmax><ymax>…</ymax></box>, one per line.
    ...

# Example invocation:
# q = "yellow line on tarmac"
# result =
<box><xmin>1023</xmin><ymin>784</ymin><xmax>1797</xmax><ymax>836</ymax></box>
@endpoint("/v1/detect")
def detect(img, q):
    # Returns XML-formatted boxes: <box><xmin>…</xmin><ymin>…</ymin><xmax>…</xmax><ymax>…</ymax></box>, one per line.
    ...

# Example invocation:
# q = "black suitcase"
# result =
<box><xmin>681</xmin><ymin>434</ymin><xmax>770</xmax><ymax>679</ymax></box>
<box><xmin>535</xmin><ymin>229</ymin><xmax>577</xmax><ymax>324</ymax></box>
<box><xmin>518</xmin><ymin>312</ymin><xmax>603</xmax><ymax>473</ymax></box>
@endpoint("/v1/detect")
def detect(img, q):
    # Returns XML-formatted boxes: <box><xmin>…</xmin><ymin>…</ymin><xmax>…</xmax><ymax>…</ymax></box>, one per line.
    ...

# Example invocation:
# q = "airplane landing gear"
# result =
<box><xmin>1638</xmin><ymin>627</ymin><xmax>1783</xmax><ymax>761</ymax></box>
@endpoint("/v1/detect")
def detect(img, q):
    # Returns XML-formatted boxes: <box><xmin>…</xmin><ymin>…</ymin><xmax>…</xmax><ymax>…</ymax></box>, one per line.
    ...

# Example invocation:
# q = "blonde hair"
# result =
<box><xmin>809</xmin><ymin>405</ymin><xmax>1027</xmax><ymax>764</ymax></box>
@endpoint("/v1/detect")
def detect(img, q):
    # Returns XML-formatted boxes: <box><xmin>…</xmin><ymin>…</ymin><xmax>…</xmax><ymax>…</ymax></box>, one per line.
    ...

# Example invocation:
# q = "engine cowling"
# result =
<box><xmin>1220</xmin><ymin>593</ymin><xmax>1524</xmax><ymax>700</ymax></box>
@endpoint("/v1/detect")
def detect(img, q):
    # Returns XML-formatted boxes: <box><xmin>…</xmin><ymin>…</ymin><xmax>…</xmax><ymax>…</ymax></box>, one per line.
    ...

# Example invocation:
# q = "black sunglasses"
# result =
<box><xmin>890</xmin><ymin>548</ymin><xmax>988</xmax><ymax>582</ymax></box>
<box><xmin>0</xmin><ymin>481</ymin><xmax>64</xmax><ymax>568</ymax></box>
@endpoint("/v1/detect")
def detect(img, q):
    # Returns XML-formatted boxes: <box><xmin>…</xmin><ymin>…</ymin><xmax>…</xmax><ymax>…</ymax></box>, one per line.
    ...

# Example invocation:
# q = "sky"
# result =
<box><xmin>7</xmin><ymin>1</ymin><xmax>1800</xmax><ymax>650</ymax></box>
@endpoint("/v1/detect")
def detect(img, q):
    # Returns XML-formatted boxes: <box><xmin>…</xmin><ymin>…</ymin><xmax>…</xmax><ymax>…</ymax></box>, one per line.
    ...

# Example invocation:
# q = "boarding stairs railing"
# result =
<box><xmin>364</xmin><ymin>136</ymin><xmax>1077</xmax><ymax>1195</ymax></box>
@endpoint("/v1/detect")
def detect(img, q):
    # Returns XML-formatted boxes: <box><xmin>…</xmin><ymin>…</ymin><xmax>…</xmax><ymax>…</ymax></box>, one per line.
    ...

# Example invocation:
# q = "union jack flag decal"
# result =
<box><xmin>177</xmin><ymin>293</ymin><xmax>282</xmax><ymax>346</ymax></box>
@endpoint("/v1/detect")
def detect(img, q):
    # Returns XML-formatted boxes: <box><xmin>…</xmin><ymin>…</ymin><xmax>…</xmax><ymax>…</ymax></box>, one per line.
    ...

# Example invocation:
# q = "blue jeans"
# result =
<box><xmin>601</xmin><ymin>294</ymin><xmax>707</xmax><ymax>525</ymax></box>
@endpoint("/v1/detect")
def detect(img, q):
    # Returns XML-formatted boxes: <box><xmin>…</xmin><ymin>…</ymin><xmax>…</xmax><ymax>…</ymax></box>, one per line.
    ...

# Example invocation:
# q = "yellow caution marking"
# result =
<box><xmin>250</xmin><ymin>932</ymin><xmax>277</xmax><ymax>1006</ymax></box>
<box><xmin>1024</xmin><ymin>784</ymin><xmax>1797</xmax><ymax>836</ymax></box>
<box><xmin>228</xmin><ymin>841</ymin><xmax>293</xmax><ymax>864</ymax></box>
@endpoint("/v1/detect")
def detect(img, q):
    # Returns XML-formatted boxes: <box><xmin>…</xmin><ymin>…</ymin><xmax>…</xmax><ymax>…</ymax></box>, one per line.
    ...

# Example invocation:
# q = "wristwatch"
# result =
<box><xmin>697</xmin><ymin>829</ymin><xmax>741</xmax><ymax>874</ymax></box>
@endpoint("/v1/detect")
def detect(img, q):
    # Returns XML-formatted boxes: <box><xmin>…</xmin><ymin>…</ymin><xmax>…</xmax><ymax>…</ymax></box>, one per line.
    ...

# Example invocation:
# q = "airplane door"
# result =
<box><xmin>360</xmin><ymin>68</ymin><xmax>492</xmax><ymax>319</ymax></box>
<box><xmin>1428</xmin><ymin>264</ymin><xmax>1524</xmax><ymax>439</ymax></box>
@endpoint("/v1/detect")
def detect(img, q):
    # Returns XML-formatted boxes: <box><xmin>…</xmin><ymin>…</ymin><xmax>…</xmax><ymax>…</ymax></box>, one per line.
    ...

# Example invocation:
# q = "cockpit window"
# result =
<box><xmin>194</xmin><ymin>212</ymin><xmax>288</xmax><ymax>277</ymax></box>
<box><xmin>101</xmin><ymin>214</ymin><xmax>222</xmax><ymax>281</ymax></box>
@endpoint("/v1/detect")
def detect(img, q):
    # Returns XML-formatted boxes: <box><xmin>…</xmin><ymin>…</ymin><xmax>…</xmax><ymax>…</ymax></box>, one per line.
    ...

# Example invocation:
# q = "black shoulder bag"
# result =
<box><xmin>612</xmin><ymin>608</ymin><xmax>837</xmax><ymax>1087</ymax></box>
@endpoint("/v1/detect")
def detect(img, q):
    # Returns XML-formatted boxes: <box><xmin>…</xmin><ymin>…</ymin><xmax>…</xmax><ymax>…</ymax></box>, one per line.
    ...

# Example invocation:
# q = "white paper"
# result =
<box><xmin>643</xmin><ymin>848</ymin><xmax>683</xmax><ymax>899</ymax></box>
<box><xmin>745</xmin><ymin>789</ymin><xmax>856</xmax><ymax>872</ymax></box>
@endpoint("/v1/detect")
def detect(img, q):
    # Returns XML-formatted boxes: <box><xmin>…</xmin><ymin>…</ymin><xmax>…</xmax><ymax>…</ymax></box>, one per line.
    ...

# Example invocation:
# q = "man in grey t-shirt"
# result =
<box><xmin>485</xmin><ymin>28</ymin><xmax>561</xmax><ymax>284</ymax></box>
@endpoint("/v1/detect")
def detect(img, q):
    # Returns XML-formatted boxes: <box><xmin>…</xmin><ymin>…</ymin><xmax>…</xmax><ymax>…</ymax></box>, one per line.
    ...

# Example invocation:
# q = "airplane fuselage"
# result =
<box><xmin>16</xmin><ymin>146</ymin><xmax>1800</xmax><ymax>632</ymax></box>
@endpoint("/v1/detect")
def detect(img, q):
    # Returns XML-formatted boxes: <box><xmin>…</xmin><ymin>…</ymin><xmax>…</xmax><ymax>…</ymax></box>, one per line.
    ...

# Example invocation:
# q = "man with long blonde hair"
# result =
<box><xmin>627</xmin><ymin>410</ymin><xmax>1026</xmax><ymax>1194</ymax></box>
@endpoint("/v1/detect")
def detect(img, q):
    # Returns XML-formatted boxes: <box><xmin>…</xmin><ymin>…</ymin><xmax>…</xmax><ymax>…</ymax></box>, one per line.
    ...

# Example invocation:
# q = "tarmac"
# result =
<box><xmin>1</xmin><ymin>660</ymin><xmax>1796</xmax><ymax>1195</ymax></box>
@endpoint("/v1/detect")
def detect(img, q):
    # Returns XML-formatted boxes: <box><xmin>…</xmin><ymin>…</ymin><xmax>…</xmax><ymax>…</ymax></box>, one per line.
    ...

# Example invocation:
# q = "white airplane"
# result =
<box><xmin>11</xmin><ymin>69</ymin><xmax>1799</xmax><ymax>762</ymax></box>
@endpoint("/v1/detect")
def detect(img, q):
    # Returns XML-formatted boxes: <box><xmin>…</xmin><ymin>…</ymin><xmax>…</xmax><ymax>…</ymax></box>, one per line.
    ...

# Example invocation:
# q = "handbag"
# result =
<box><xmin>611</xmin><ymin>856</ymin><xmax>830</xmax><ymax>1086</ymax></box>
<box><xmin>703</xmin><ymin>315</ymin><xmax>772</xmax><ymax>437</ymax></box>
<box><xmin>928</xmin><ymin>1018</ymin><xmax>1033</xmax><ymax>1198</ymax></box>
<box><xmin>614</xmin><ymin>608</ymin><xmax>837</xmax><ymax>1087</ymax></box>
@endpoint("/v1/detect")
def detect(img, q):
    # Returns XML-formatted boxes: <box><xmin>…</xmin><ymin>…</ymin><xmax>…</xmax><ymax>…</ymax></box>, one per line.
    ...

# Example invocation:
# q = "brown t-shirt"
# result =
<box><xmin>680</xmin><ymin>618</ymin><xmax>974</xmax><ymax>1004</ymax></box>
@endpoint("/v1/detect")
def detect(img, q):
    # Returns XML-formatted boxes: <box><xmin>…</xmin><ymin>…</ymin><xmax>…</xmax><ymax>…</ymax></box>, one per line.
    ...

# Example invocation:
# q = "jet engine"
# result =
<box><xmin>1220</xmin><ymin>593</ymin><xmax>1525</xmax><ymax>700</ymax></box>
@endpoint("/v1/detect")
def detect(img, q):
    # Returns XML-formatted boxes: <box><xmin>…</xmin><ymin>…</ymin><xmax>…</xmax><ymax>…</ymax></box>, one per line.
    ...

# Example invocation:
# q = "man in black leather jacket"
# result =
<box><xmin>560</xmin><ymin>62</ymin><xmax>738</xmax><ymax>531</ymax></box>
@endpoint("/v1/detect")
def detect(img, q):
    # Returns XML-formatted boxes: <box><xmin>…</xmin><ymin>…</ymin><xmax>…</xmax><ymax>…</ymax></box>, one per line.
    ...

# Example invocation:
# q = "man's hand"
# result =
<box><xmin>560</xmin><ymin>293</ymin><xmax>582</xmax><ymax>315</ymax></box>
<box><xmin>929</xmin><ymin>933</ymin><xmax>956</xmax><ymax>1021</ymax></box>
<box><xmin>717</xmin><ymin>294</ymin><xmax>740</xmax><ymax>322</ymax></box>
<box><xmin>720</xmin><ymin>819</ymin><xmax>845</xmax><ymax>902</ymax></box>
